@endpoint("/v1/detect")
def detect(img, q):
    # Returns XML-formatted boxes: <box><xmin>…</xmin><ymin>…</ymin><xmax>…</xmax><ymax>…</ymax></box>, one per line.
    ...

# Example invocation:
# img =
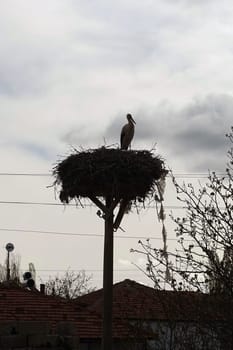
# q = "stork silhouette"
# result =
<box><xmin>120</xmin><ymin>114</ymin><xmax>136</xmax><ymax>150</ymax></box>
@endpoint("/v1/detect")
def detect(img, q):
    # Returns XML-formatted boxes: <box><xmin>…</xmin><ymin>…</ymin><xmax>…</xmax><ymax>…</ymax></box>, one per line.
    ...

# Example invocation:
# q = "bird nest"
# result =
<box><xmin>53</xmin><ymin>147</ymin><xmax>167</xmax><ymax>204</ymax></box>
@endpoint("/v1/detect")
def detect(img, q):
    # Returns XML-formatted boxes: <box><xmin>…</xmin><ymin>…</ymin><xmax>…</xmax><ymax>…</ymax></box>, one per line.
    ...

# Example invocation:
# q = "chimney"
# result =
<box><xmin>40</xmin><ymin>283</ymin><xmax>45</xmax><ymax>295</ymax></box>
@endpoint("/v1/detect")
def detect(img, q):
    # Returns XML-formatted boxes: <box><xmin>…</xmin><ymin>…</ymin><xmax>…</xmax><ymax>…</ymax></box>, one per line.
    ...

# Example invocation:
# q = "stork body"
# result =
<box><xmin>120</xmin><ymin>114</ymin><xmax>136</xmax><ymax>150</ymax></box>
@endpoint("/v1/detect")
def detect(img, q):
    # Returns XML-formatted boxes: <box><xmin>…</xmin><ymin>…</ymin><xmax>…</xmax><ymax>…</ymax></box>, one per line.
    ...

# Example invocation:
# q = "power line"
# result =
<box><xmin>0</xmin><ymin>227</ymin><xmax>179</xmax><ymax>241</ymax></box>
<box><xmin>0</xmin><ymin>200</ymin><xmax>185</xmax><ymax>210</ymax></box>
<box><xmin>172</xmin><ymin>173</ymin><xmax>227</xmax><ymax>178</ymax></box>
<box><xmin>26</xmin><ymin>268</ymin><xmax>139</xmax><ymax>272</ymax></box>
<box><xmin>0</xmin><ymin>173</ymin><xmax>50</xmax><ymax>177</ymax></box>
<box><xmin>0</xmin><ymin>172</ymin><xmax>228</xmax><ymax>178</ymax></box>
<box><xmin>0</xmin><ymin>200</ymin><xmax>66</xmax><ymax>207</ymax></box>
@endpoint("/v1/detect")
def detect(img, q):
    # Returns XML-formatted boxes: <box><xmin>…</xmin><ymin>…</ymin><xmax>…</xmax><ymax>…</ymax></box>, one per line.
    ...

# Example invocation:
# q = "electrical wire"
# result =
<box><xmin>0</xmin><ymin>172</ymin><xmax>228</xmax><ymax>178</ymax></box>
<box><xmin>0</xmin><ymin>172</ymin><xmax>226</xmax><ymax>245</ymax></box>
<box><xmin>0</xmin><ymin>200</ymin><xmax>66</xmax><ymax>207</ymax></box>
<box><xmin>0</xmin><ymin>172</ymin><xmax>227</xmax><ymax>209</ymax></box>
<box><xmin>0</xmin><ymin>173</ymin><xmax>50</xmax><ymax>177</ymax></box>
<box><xmin>0</xmin><ymin>200</ymin><xmax>185</xmax><ymax>209</ymax></box>
<box><xmin>0</xmin><ymin>200</ymin><xmax>225</xmax><ymax>211</ymax></box>
<box><xmin>0</xmin><ymin>227</ymin><xmax>180</xmax><ymax>241</ymax></box>
<box><xmin>22</xmin><ymin>268</ymin><xmax>139</xmax><ymax>273</ymax></box>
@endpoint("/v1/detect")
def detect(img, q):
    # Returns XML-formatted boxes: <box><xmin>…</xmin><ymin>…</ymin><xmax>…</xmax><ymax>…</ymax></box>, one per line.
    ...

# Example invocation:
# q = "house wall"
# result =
<box><xmin>79</xmin><ymin>320</ymin><xmax>226</xmax><ymax>350</ymax></box>
<box><xmin>80</xmin><ymin>339</ymin><xmax>146</xmax><ymax>350</ymax></box>
<box><xmin>0</xmin><ymin>321</ymin><xmax>79</xmax><ymax>349</ymax></box>
<box><xmin>142</xmin><ymin>320</ymin><xmax>222</xmax><ymax>350</ymax></box>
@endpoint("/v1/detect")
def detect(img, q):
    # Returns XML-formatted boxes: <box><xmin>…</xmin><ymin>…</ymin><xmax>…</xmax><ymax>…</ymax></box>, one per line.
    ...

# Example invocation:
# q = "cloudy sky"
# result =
<box><xmin>0</xmin><ymin>0</ymin><xmax>232</xmax><ymax>289</ymax></box>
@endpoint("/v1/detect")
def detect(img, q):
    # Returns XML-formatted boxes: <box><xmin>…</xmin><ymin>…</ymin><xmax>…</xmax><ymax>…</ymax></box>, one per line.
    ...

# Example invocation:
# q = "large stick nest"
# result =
<box><xmin>53</xmin><ymin>147</ymin><xmax>167</xmax><ymax>203</ymax></box>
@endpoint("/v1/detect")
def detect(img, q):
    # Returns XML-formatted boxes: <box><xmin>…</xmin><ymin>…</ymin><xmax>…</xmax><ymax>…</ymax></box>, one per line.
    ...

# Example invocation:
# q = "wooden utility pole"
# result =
<box><xmin>102</xmin><ymin>196</ymin><xmax>114</xmax><ymax>350</ymax></box>
<box><xmin>54</xmin><ymin>147</ymin><xmax>167</xmax><ymax>350</ymax></box>
<box><xmin>89</xmin><ymin>195</ymin><xmax>119</xmax><ymax>350</ymax></box>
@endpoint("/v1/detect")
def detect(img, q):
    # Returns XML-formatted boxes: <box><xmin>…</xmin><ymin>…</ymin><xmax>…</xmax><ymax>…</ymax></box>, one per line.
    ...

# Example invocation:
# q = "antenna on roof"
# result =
<box><xmin>29</xmin><ymin>263</ymin><xmax>36</xmax><ymax>285</ymax></box>
<box><xmin>5</xmin><ymin>242</ymin><xmax>14</xmax><ymax>281</ymax></box>
<box><xmin>23</xmin><ymin>271</ymin><xmax>35</xmax><ymax>289</ymax></box>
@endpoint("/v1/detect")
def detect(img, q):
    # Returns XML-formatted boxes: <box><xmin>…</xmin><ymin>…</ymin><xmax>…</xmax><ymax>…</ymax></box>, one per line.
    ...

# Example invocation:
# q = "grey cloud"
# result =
<box><xmin>0</xmin><ymin>0</ymin><xmax>227</xmax><ymax>99</ymax></box>
<box><xmin>0</xmin><ymin>59</ymin><xmax>51</xmax><ymax>97</ymax></box>
<box><xmin>61</xmin><ymin>124</ymin><xmax>106</xmax><ymax>149</ymax></box>
<box><xmin>70</xmin><ymin>1</ymin><xmax>200</xmax><ymax>69</ymax></box>
<box><xmin>104</xmin><ymin>94</ymin><xmax>233</xmax><ymax>172</ymax></box>
<box><xmin>62</xmin><ymin>125</ymin><xmax>89</xmax><ymax>145</ymax></box>
<box><xmin>174</xmin><ymin>129</ymin><xmax>224</xmax><ymax>152</ymax></box>
<box><xmin>17</xmin><ymin>142</ymin><xmax>52</xmax><ymax>160</ymax></box>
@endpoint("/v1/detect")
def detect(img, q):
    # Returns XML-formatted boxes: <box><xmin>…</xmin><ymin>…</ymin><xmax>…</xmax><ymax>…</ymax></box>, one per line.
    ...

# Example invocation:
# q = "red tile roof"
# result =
<box><xmin>77</xmin><ymin>279</ymin><xmax>233</xmax><ymax>323</ymax></box>
<box><xmin>0</xmin><ymin>282</ymin><xmax>102</xmax><ymax>338</ymax></box>
<box><xmin>0</xmin><ymin>279</ymin><xmax>232</xmax><ymax>340</ymax></box>
<box><xmin>0</xmin><ymin>282</ymin><xmax>78</xmax><ymax>334</ymax></box>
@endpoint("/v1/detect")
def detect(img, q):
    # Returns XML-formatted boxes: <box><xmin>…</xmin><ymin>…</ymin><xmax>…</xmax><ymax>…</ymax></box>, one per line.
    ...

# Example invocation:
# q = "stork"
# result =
<box><xmin>120</xmin><ymin>114</ymin><xmax>136</xmax><ymax>150</ymax></box>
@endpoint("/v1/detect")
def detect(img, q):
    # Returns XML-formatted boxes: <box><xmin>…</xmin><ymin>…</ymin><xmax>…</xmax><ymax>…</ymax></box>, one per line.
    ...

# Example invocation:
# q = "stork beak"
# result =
<box><xmin>131</xmin><ymin>116</ymin><xmax>136</xmax><ymax>124</ymax></box>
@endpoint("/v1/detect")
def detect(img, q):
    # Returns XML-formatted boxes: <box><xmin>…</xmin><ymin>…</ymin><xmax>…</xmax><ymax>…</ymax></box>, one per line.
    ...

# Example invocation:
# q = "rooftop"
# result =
<box><xmin>77</xmin><ymin>279</ymin><xmax>233</xmax><ymax>323</ymax></box>
<box><xmin>0</xmin><ymin>279</ymin><xmax>232</xmax><ymax>339</ymax></box>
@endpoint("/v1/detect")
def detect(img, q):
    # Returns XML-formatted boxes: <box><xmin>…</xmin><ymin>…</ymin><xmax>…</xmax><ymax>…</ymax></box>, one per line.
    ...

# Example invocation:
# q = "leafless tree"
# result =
<box><xmin>0</xmin><ymin>253</ymin><xmax>21</xmax><ymax>283</ymax></box>
<box><xmin>133</xmin><ymin>127</ymin><xmax>233</xmax><ymax>294</ymax></box>
<box><xmin>132</xmin><ymin>127</ymin><xmax>233</xmax><ymax>349</ymax></box>
<box><xmin>44</xmin><ymin>269</ymin><xmax>95</xmax><ymax>299</ymax></box>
